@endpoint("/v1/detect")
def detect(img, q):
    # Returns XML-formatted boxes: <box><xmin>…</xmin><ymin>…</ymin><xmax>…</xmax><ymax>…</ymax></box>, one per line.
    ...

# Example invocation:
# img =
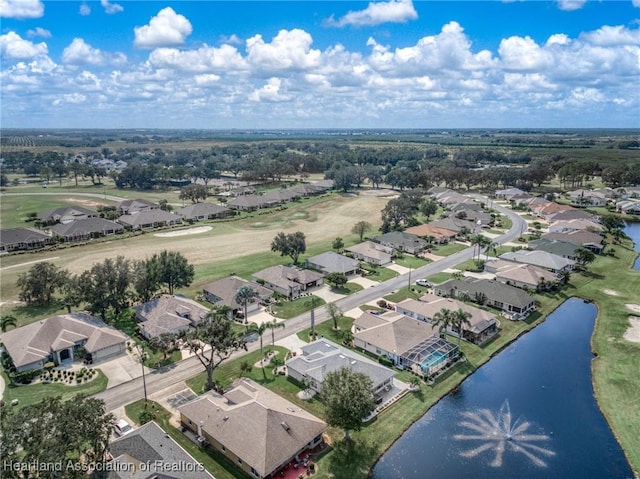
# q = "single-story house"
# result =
<box><xmin>286</xmin><ymin>338</ymin><xmax>395</xmax><ymax>395</ymax></box>
<box><xmin>345</xmin><ymin>241</ymin><xmax>393</xmax><ymax>266</ymax></box>
<box><xmin>51</xmin><ymin>218</ymin><xmax>124</xmax><ymax>242</ymax></box>
<box><xmin>495</xmin><ymin>188</ymin><xmax>527</xmax><ymax>200</ymax></box>
<box><xmin>429</xmin><ymin>217</ymin><xmax>481</xmax><ymax>236</ymax></box>
<box><xmin>108</xmin><ymin>421</ymin><xmax>215</xmax><ymax>479</ymax></box>
<box><xmin>616</xmin><ymin>200</ymin><xmax>640</xmax><ymax>215</ymax></box>
<box><xmin>373</xmin><ymin>231</ymin><xmax>428</xmax><ymax>255</ymax></box>
<box><xmin>566</xmin><ymin>189</ymin><xmax>608</xmax><ymax>207</ymax></box>
<box><xmin>305</xmin><ymin>252</ymin><xmax>360</xmax><ymax>275</ymax></box>
<box><xmin>500</xmin><ymin>249</ymin><xmax>575</xmax><ymax>272</ymax></box>
<box><xmin>530</xmin><ymin>202</ymin><xmax>575</xmax><ymax>220</ymax></box>
<box><xmin>546</xmin><ymin>209</ymin><xmax>595</xmax><ymax>222</ymax></box>
<box><xmin>404</xmin><ymin>224</ymin><xmax>457</xmax><ymax>244</ymax></box>
<box><xmin>615</xmin><ymin>186</ymin><xmax>640</xmax><ymax>199</ymax></box>
<box><xmin>38</xmin><ymin>206</ymin><xmax>98</xmax><ymax>224</ymax></box>
<box><xmin>252</xmin><ymin>265</ymin><xmax>323</xmax><ymax>299</ymax></box>
<box><xmin>117</xmin><ymin>210</ymin><xmax>184</xmax><ymax>230</ymax></box>
<box><xmin>548</xmin><ymin>219</ymin><xmax>603</xmax><ymax>234</ymax></box>
<box><xmin>433</xmin><ymin>278</ymin><xmax>536</xmax><ymax>319</ymax></box>
<box><xmin>0</xmin><ymin>313</ymin><xmax>128</xmax><ymax>372</ymax></box>
<box><xmin>227</xmin><ymin>195</ymin><xmax>267</xmax><ymax>211</ymax></box>
<box><xmin>116</xmin><ymin>198</ymin><xmax>159</xmax><ymax>215</ymax></box>
<box><xmin>202</xmin><ymin>276</ymin><xmax>273</xmax><ymax>319</ymax></box>
<box><xmin>450</xmin><ymin>202</ymin><xmax>483</xmax><ymax>213</ymax></box>
<box><xmin>485</xmin><ymin>260</ymin><xmax>559</xmax><ymax>290</ymax></box>
<box><xmin>396</xmin><ymin>295</ymin><xmax>499</xmax><ymax>345</ymax></box>
<box><xmin>0</xmin><ymin>227</ymin><xmax>53</xmax><ymax>252</ymax></box>
<box><xmin>176</xmin><ymin>202</ymin><xmax>234</xmax><ymax>221</ymax></box>
<box><xmin>179</xmin><ymin>378</ymin><xmax>326</xmax><ymax>479</ymax></box>
<box><xmin>528</xmin><ymin>238</ymin><xmax>580</xmax><ymax>260</ymax></box>
<box><xmin>262</xmin><ymin>188</ymin><xmax>301</xmax><ymax>204</ymax></box>
<box><xmin>542</xmin><ymin>231</ymin><xmax>604</xmax><ymax>253</ymax></box>
<box><xmin>353</xmin><ymin>310</ymin><xmax>459</xmax><ymax>377</ymax></box>
<box><xmin>445</xmin><ymin>208</ymin><xmax>493</xmax><ymax>226</ymax></box>
<box><xmin>134</xmin><ymin>295</ymin><xmax>209</xmax><ymax>339</ymax></box>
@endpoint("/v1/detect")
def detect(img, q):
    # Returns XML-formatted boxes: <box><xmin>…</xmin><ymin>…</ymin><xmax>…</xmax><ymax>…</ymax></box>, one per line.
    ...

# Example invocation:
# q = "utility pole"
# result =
<box><xmin>135</xmin><ymin>344</ymin><xmax>148</xmax><ymax>408</ymax></box>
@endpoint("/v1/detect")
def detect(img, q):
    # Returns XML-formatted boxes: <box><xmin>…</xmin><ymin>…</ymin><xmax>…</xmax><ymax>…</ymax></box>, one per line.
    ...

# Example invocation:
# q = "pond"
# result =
<box><xmin>370</xmin><ymin>298</ymin><xmax>634</xmax><ymax>479</ymax></box>
<box><xmin>623</xmin><ymin>222</ymin><xmax>640</xmax><ymax>270</ymax></box>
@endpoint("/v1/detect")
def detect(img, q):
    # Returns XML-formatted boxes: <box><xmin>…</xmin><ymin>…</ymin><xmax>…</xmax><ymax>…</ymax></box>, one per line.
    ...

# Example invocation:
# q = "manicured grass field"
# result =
<box><xmin>426</xmin><ymin>272</ymin><xmax>453</xmax><ymax>284</ymax></box>
<box><xmin>383</xmin><ymin>285</ymin><xmax>428</xmax><ymax>303</ymax></box>
<box><xmin>297</xmin><ymin>315</ymin><xmax>355</xmax><ymax>344</ymax></box>
<box><xmin>393</xmin><ymin>255</ymin><xmax>429</xmax><ymax>269</ymax></box>
<box><xmin>271</xmin><ymin>295</ymin><xmax>326</xmax><ymax>320</ymax></box>
<box><xmin>362</xmin><ymin>266</ymin><xmax>398</xmax><ymax>282</ymax></box>
<box><xmin>431</xmin><ymin>242</ymin><xmax>468</xmax><ymax>256</ymax></box>
<box><xmin>1</xmin><ymin>369</ymin><xmax>108</xmax><ymax>410</ymax></box>
<box><xmin>332</xmin><ymin>282</ymin><xmax>364</xmax><ymax>295</ymax></box>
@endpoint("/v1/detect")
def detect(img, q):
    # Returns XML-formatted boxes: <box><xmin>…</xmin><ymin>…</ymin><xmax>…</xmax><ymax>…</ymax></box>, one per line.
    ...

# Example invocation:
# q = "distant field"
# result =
<box><xmin>0</xmin><ymin>192</ymin><xmax>389</xmax><ymax>304</ymax></box>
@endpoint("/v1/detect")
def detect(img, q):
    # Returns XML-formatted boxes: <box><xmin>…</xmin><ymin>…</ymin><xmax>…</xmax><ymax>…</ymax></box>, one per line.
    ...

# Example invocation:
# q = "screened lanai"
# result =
<box><xmin>400</xmin><ymin>336</ymin><xmax>459</xmax><ymax>378</ymax></box>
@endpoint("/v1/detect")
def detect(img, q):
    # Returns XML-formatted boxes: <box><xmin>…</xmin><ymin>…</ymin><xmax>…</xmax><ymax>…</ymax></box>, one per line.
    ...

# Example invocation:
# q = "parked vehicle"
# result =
<box><xmin>113</xmin><ymin>418</ymin><xmax>134</xmax><ymax>436</ymax></box>
<box><xmin>416</xmin><ymin>279</ymin><xmax>431</xmax><ymax>287</ymax></box>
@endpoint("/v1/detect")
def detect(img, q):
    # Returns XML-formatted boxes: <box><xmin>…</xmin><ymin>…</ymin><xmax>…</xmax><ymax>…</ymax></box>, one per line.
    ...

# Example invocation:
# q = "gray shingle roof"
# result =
<box><xmin>38</xmin><ymin>205</ymin><xmax>97</xmax><ymax>222</ymax></box>
<box><xmin>305</xmin><ymin>252</ymin><xmax>360</xmax><ymax>274</ymax></box>
<box><xmin>373</xmin><ymin>231</ymin><xmax>427</xmax><ymax>251</ymax></box>
<box><xmin>528</xmin><ymin>238</ymin><xmax>580</xmax><ymax>258</ymax></box>
<box><xmin>108</xmin><ymin>421</ymin><xmax>214</xmax><ymax>479</ymax></box>
<box><xmin>202</xmin><ymin>276</ymin><xmax>273</xmax><ymax>309</ymax></box>
<box><xmin>134</xmin><ymin>295</ymin><xmax>209</xmax><ymax>338</ymax></box>
<box><xmin>176</xmin><ymin>202</ymin><xmax>232</xmax><ymax>219</ymax></box>
<box><xmin>434</xmin><ymin>278</ymin><xmax>535</xmax><ymax>309</ymax></box>
<box><xmin>286</xmin><ymin>338</ymin><xmax>395</xmax><ymax>390</ymax></box>
<box><xmin>0</xmin><ymin>313</ymin><xmax>128</xmax><ymax>369</ymax></box>
<box><xmin>51</xmin><ymin>218</ymin><xmax>123</xmax><ymax>237</ymax></box>
<box><xmin>0</xmin><ymin>227</ymin><xmax>51</xmax><ymax>248</ymax></box>
<box><xmin>178</xmin><ymin>378</ymin><xmax>326</xmax><ymax>478</ymax></box>
<box><xmin>500</xmin><ymin>249</ymin><xmax>576</xmax><ymax>271</ymax></box>
<box><xmin>118</xmin><ymin>210</ymin><xmax>183</xmax><ymax>227</ymax></box>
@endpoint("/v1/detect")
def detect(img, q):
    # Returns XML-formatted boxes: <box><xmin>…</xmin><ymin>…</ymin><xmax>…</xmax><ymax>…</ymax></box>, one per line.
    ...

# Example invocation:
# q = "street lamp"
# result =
<box><xmin>134</xmin><ymin>344</ymin><xmax>148</xmax><ymax>408</ymax></box>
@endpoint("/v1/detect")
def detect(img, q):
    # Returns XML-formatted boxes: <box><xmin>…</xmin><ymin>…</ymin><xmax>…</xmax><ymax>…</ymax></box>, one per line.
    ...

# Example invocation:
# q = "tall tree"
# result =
<box><xmin>16</xmin><ymin>262</ymin><xmax>68</xmax><ymax>306</ymax></box>
<box><xmin>179</xmin><ymin>184</ymin><xmax>208</xmax><ymax>203</ymax></box>
<box><xmin>1</xmin><ymin>395</ymin><xmax>114</xmax><ymax>479</ymax></box>
<box><xmin>149</xmin><ymin>332</ymin><xmax>178</xmax><ymax>360</ymax></box>
<box><xmin>181</xmin><ymin>313</ymin><xmax>246</xmax><ymax>391</ymax></box>
<box><xmin>326</xmin><ymin>302</ymin><xmax>343</xmax><ymax>330</ymax></box>
<box><xmin>270</xmin><ymin>231</ymin><xmax>306</xmax><ymax>265</ymax></box>
<box><xmin>420</xmin><ymin>198</ymin><xmax>439</xmax><ymax>221</ymax></box>
<box><xmin>234</xmin><ymin>285</ymin><xmax>259</xmax><ymax>324</ymax></box>
<box><xmin>575</xmin><ymin>247</ymin><xmax>596</xmax><ymax>267</ymax></box>
<box><xmin>0</xmin><ymin>315</ymin><xmax>17</xmax><ymax>332</ymax></box>
<box><xmin>266</xmin><ymin>318</ymin><xmax>285</xmax><ymax>351</ymax></box>
<box><xmin>133</xmin><ymin>258</ymin><xmax>162</xmax><ymax>302</ymax></box>
<box><xmin>305</xmin><ymin>296</ymin><xmax>324</xmax><ymax>338</ymax></box>
<box><xmin>432</xmin><ymin>308</ymin><xmax>454</xmax><ymax>337</ymax></box>
<box><xmin>61</xmin><ymin>274</ymin><xmax>83</xmax><ymax>313</ymax></box>
<box><xmin>351</xmin><ymin>221</ymin><xmax>372</xmax><ymax>241</ymax></box>
<box><xmin>325</xmin><ymin>272</ymin><xmax>348</xmax><ymax>289</ymax></box>
<box><xmin>332</xmin><ymin>237</ymin><xmax>344</xmax><ymax>251</ymax></box>
<box><xmin>79</xmin><ymin>257</ymin><xmax>131</xmax><ymax>320</ymax></box>
<box><xmin>452</xmin><ymin>308</ymin><xmax>472</xmax><ymax>347</ymax></box>
<box><xmin>321</xmin><ymin>367</ymin><xmax>376</xmax><ymax>440</ymax></box>
<box><xmin>154</xmin><ymin>250</ymin><xmax>195</xmax><ymax>294</ymax></box>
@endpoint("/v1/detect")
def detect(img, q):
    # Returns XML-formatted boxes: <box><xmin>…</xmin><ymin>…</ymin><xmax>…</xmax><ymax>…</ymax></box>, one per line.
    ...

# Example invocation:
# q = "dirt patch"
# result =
<box><xmin>359</xmin><ymin>188</ymin><xmax>399</xmax><ymax>198</ymax></box>
<box><xmin>625</xmin><ymin>304</ymin><xmax>640</xmax><ymax>314</ymax></box>
<box><xmin>154</xmin><ymin>226</ymin><xmax>212</xmax><ymax>237</ymax></box>
<box><xmin>623</xmin><ymin>316</ymin><xmax>640</xmax><ymax>343</ymax></box>
<box><xmin>65</xmin><ymin>197</ymin><xmax>109</xmax><ymax>208</ymax></box>
<box><xmin>603</xmin><ymin>289</ymin><xmax>620</xmax><ymax>296</ymax></box>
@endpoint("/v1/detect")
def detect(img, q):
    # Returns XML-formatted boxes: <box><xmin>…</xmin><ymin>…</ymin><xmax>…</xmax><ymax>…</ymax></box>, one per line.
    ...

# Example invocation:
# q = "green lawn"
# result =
<box><xmin>332</xmin><ymin>282</ymin><xmax>364</xmax><ymax>295</ymax></box>
<box><xmin>454</xmin><ymin>259</ymin><xmax>484</xmax><ymax>272</ymax></box>
<box><xmin>362</xmin><ymin>266</ymin><xmax>398</xmax><ymax>282</ymax></box>
<box><xmin>432</xmin><ymin>242</ymin><xmax>468</xmax><ymax>256</ymax></box>
<box><xmin>383</xmin><ymin>285</ymin><xmax>428</xmax><ymax>303</ymax></box>
<box><xmin>1</xmin><ymin>369</ymin><xmax>108</xmax><ymax>410</ymax></box>
<box><xmin>393</xmin><ymin>255</ymin><xmax>429</xmax><ymax>269</ymax></box>
<box><xmin>271</xmin><ymin>295</ymin><xmax>326</xmax><ymax>320</ymax></box>
<box><xmin>297</xmin><ymin>315</ymin><xmax>355</xmax><ymax>344</ymax></box>
<box><xmin>426</xmin><ymin>272</ymin><xmax>453</xmax><ymax>285</ymax></box>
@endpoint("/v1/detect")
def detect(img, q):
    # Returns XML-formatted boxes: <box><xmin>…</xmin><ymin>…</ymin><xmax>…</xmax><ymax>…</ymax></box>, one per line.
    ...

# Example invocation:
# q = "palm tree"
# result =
<box><xmin>265</xmin><ymin>319</ymin><xmax>285</xmax><ymax>352</ymax></box>
<box><xmin>452</xmin><ymin>308</ymin><xmax>472</xmax><ymax>347</ymax></box>
<box><xmin>234</xmin><ymin>286</ymin><xmax>259</xmax><ymax>324</ymax></box>
<box><xmin>469</xmin><ymin>234</ymin><xmax>484</xmax><ymax>260</ymax></box>
<box><xmin>485</xmin><ymin>241</ymin><xmax>499</xmax><ymax>261</ymax></box>
<box><xmin>246</xmin><ymin>322</ymin><xmax>269</xmax><ymax>375</ymax></box>
<box><xmin>326</xmin><ymin>302</ymin><xmax>343</xmax><ymax>330</ymax></box>
<box><xmin>432</xmin><ymin>308</ymin><xmax>454</xmax><ymax>338</ymax></box>
<box><xmin>0</xmin><ymin>315</ymin><xmax>18</xmax><ymax>333</ymax></box>
<box><xmin>304</xmin><ymin>296</ymin><xmax>323</xmax><ymax>339</ymax></box>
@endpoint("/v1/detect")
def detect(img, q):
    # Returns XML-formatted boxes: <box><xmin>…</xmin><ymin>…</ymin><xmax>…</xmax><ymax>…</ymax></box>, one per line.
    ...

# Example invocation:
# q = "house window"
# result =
<box><xmin>238</xmin><ymin>458</ymin><xmax>243</xmax><ymax>465</ymax></box>
<box><xmin>251</xmin><ymin>467</ymin><xmax>258</xmax><ymax>476</ymax></box>
<box><xmin>221</xmin><ymin>445</ymin><xmax>226</xmax><ymax>453</ymax></box>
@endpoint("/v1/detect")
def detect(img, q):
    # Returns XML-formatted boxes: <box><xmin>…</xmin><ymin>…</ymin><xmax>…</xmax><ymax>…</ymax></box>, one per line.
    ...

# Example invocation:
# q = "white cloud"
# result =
<box><xmin>0</xmin><ymin>31</ymin><xmax>47</xmax><ymax>59</ymax></box>
<box><xmin>556</xmin><ymin>0</ymin><xmax>587</xmax><ymax>11</ymax></box>
<box><xmin>62</xmin><ymin>38</ymin><xmax>106</xmax><ymax>65</ymax></box>
<box><xmin>53</xmin><ymin>93</ymin><xmax>87</xmax><ymax>105</ymax></box>
<box><xmin>0</xmin><ymin>0</ymin><xmax>43</xmax><ymax>18</ymax></box>
<box><xmin>246</xmin><ymin>29</ymin><xmax>321</xmax><ymax>73</ymax></box>
<box><xmin>498</xmin><ymin>36</ymin><xmax>554</xmax><ymax>71</ymax></box>
<box><xmin>79</xmin><ymin>3</ymin><xmax>90</xmax><ymax>16</ymax></box>
<box><xmin>26</xmin><ymin>27</ymin><xmax>51</xmax><ymax>38</ymax></box>
<box><xmin>220</xmin><ymin>34</ymin><xmax>242</xmax><ymax>45</ymax></box>
<box><xmin>134</xmin><ymin>7</ymin><xmax>192</xmax><ymax>49</ymax></box>
<box><xmin>147</xmin><ymin>44</ymin><xmax>246</xmax><ymax>72</ymax></box>
<box><xmin>633</xmin><ymin>0</ymin><xmax>640</xmax><ymax>7</ymax></box>
<box><xmin>249</xmin><ymin>77</ymin><xmax>289</xmax><ymax>102</ymax></box>
<box><xmin>579</xmin><ymin>24</ymin><xmax>640</xmax><ymax>46</ymax></box>
<box><xmin>101</xmin><ymin>0</ymin><xmax>123</xmax><ymax>14</ymax></box>
<box><xmin>328</xmin><ymin>0</ymin><xmax>417</xmax><ymax>27</ymax></box>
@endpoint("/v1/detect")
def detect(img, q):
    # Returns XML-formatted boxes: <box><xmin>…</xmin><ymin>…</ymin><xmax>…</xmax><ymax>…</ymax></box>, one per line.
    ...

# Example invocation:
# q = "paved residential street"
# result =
<box><xmin>93</xmin><ymin>198</ymin><xmax>527</xmax><ymax>412</ymax></box>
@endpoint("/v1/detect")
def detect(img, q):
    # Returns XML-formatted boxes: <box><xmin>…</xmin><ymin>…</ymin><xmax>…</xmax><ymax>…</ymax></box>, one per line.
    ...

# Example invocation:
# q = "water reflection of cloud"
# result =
<box><xmin>454</xmin><ymin>400</ymin><xmax>555</xmax><ymax>468</ymax></box>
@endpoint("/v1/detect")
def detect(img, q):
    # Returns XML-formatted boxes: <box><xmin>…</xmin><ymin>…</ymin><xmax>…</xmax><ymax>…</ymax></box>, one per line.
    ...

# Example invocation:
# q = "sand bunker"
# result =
<box><xmin>623</xmin><ymin>316</ymin><xmax>640</xmax><ymax>343</ymax></box>
<box><xmin>603</xmin><ymin>289</ymin><xmax>620</xmax><ymax>296</ymax></box>
<box><xmin>154</xmin><ymin>226</ymin><xmax>212</xmax><ymax>237</ymax></box>
<box><xmin>625</xmin><ymin>304</ymin><xmax>640</xmax><ymax>314</ymax></box>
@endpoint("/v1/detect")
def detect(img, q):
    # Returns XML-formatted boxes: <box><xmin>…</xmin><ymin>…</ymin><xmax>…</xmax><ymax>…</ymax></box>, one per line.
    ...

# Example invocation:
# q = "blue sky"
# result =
<box><xmin>1</xmin><ymin>0</ymin><xmax>639</xmax><ymax>128</ymax></box>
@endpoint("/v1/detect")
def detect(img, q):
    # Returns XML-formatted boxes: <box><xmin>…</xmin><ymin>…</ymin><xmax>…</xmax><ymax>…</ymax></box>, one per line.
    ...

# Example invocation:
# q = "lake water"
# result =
<box><xmin>370</xmin><ymin>298</ymin><xmax>634</xmax><ymax>479</ymax></box>
<box><xmin>624</xmin><ymin>222</ymin><xmax>640</xmax><ymax>270</ymax></box>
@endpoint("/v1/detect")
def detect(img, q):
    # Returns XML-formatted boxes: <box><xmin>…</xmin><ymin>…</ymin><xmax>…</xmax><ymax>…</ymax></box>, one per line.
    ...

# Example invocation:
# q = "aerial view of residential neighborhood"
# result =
<box><xmin>1</xmin><ymin>1</ymin><xmax>639</xmax><ymax>479</ymax></box>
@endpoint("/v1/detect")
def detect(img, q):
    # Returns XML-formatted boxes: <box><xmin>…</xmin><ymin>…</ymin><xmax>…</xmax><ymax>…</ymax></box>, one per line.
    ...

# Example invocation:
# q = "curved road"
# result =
<box><xmin>93</xmin><ymin>197</ymin><xmax>527</xmax><ymax>411</ymax></box>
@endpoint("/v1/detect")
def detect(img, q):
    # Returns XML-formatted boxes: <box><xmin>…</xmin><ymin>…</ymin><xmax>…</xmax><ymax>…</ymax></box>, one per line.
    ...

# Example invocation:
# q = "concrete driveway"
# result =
<box><xmin>387</xmin><ymin>263</ymin><xmax>410</xmax><ymax>274</ymax></box>
<box><xmin>275</xmin><ymin>333</ymin><xmax>309</xmax><ymax>355</ymax></box>
<box><xmin>349</xmin><ymin>276</ymin><xmax>379</xmax><ymax>288</ymax></box>
<box><xmin>97</xmin><ymin>350</ymin><xmax>152</xmax><ymax>389</ymax></box>
<box><xmin>311</xmin><ymin>284</ymin><xmax>346</xmax><ymax>303</ymax></box>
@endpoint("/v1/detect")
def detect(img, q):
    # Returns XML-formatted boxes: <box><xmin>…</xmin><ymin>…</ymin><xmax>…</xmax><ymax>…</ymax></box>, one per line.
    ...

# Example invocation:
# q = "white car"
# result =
<box><xmin>113</xmin><ymin>419</ymin><xmax>134</xmax><ymax>437</ymax></box>
<box><xmin>416</xmin><ymin>279</ymin><xmax>431</xmax><ymax>287</ymax></box>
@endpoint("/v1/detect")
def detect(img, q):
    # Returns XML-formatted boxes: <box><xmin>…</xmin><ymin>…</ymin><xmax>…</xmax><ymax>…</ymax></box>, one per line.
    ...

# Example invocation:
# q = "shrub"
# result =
<box><xmin>139</xmin><ymin>410</ymin><xmax>156</xmax><ymax>425</ymax></box>
<box><xmin>378</xmin><ymin>355</ymin><xmax>393</xmax><ymax>367</ymax></box>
